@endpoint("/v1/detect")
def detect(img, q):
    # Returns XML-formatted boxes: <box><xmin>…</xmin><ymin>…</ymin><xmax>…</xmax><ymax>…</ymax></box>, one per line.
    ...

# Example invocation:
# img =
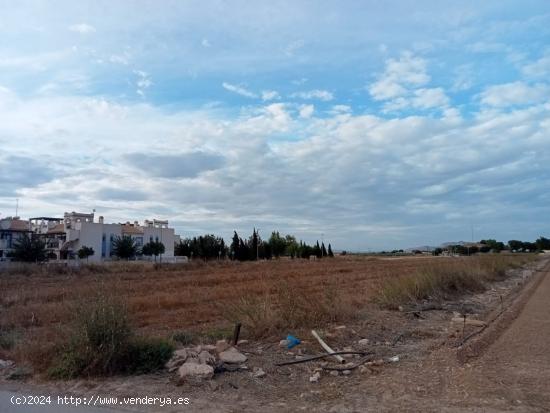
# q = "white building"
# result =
<box><xmin>61</xmin><ymin>212</ymin><xmax>176</xmax><ymax>262</ymax></box>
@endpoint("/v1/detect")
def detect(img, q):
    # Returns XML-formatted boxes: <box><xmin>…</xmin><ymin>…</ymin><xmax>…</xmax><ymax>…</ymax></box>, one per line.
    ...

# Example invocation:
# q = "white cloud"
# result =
<box><xmin>369</xmin><ymin>52</ymin><xmax>430</xmax><ymax>101</ymax></box>
<box><xmin>480</xmin><ymin>82</ymin><xmax>549</xmax><ymax>107</ymax></box>
<box><xmin>411</xmin><ymin>88</ymin><xmax>449</xmax><ymax>109</ymax></box>
<box><xmin>68</xmin><ymin>23</ymin><xmax>96</xmax><ymax>34</ymax></box>
<box><xmin>109</xmin><ymin>53</ymin><xmax>130</xmax><ymax>65</ymax></box>
<box><xmin>284</xmin><ymin>40</ymin><xmax>305</xmax><ymax>57</ymax></box>
<box><xmin>452</xmin><ymin>64</ymin><xmax>474</xmax><ymax>91</ymax></box>
<box><xmin>134</xmin><ymin>70</ymin><xmax>153</xmax><ymax>97</ymax></box>
<box><xmin>222</xmin><ymin>82</ymin><xmax>257</xmax><ymax>98</ymax></box>
<box><xmin>290</xmin><ymin>89</ymin><xmax>333</xmax><ymax>101</ymax></box>
<box><xmin>1</xmin><ymin>89</ymin><xmax>550</xmax><ymax>249</ymax></box>
<box><xmin>329</xmin><ymin>105</ymin><xmax>351</xmax><ymax>115</ymax></box>
<box><xmin>522</xmin><ymin>53</ymin><xmax>550</xmax><ymax>78</ymax></box>
<box><xmin>201</xmin><ymin>38</ymin><xmax>211</xmax><ymax>48</ymax></box>
<box><xmin>299</xmin><ymin>104</ymin><xmax>314</xmax><ymax>119</ymax></box>
<box><xmin>261</xmin><ymin>90</ymin><xmax>280</xmax><ymax>101</ymax></box>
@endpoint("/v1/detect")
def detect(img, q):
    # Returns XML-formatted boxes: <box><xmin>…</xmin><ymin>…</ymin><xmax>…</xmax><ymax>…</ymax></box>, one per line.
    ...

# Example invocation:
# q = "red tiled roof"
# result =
<box><xmin>121</xmin><ymin>225</ymin><xmax>144</xmax><ymax>235</ymax></box>
<box><xmin>6</xmin><ymin>219</ymin><xmax>30</xmax><ymax>232</ymax></box>
<box><xmin>47</xmin><ymin>223</ymin><xmax>65</xmax><ymax>234</ymax></box>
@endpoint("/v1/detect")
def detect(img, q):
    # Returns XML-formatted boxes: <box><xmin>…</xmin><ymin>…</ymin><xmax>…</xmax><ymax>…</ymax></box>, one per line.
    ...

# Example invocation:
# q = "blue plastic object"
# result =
<box><xmin>286</xmin><ymin>334</ymin><xmax>301</xmax><ymax>349</ymax></box>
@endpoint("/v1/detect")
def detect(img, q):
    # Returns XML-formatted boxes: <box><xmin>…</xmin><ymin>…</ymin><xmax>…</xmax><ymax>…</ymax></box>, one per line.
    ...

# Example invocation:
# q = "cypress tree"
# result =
<box><xmin>231</xmin><ymin>231</ymin><xmax>240</xmax><ymax>260</ymax></box>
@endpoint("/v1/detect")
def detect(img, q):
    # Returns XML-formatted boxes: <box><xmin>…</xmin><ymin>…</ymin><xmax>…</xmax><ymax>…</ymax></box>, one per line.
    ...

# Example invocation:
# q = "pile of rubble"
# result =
<box><xmin>166</xmin><ymin>340</ymin><xmax>263</xmax><ymax>383</ymax></box>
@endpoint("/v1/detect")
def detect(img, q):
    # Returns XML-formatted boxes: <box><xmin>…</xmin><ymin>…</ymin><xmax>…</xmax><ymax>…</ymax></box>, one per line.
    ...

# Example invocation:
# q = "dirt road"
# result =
<box><xmin>449</xmin><ymin>260</ymin><xmax>550</xmax><ymax>411</ymax></box>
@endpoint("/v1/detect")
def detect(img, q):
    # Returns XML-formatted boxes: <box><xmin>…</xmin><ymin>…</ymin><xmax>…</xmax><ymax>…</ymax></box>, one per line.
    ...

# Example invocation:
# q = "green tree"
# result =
<box><xmin>230</xmin><ymin>231</ymin><xmax>240</xmax><ymax>260</ymax></box>
<box><xmin>321</xmin><ymin>242</ymin><xmax>327</xmax><ymax>258</ymax></box>
<box><xmin>535</xmin><ymin>236</ymin><xmax>550</xmax><ymax>251</ymax></box>
<box><xmin>142</xmin><ymin>241</ymin><xmax>165</xmax><ymax>262</ymax></box>
<box><xmin>112</xmin><ymin>236</ymin><xmax>138</xmax><ymax>260</ymax></box>
<box><xmin>77</xmin><ymin>246</ymin><xmax>94</xmax><ymax>262</ymax></box>
<box><xmin>480</xmin><ymin>239</ymin><xmax>505</xmax><ymax>252</ymax></box>
<box><xmin>250</xmin><ymin>228</ymin><xmax>259</xmax><ymax>260</ymax></box>
<box><xmin>327</xmin><ymin>244</ymin><xmax>334</xmax><ymax>257</ymax></box>
<box><xmin>11</xmin><ymin>233</ymin><xmax>47</xmax><ymax>263</ymax></box>
<box><xmin>313</xmin><ymin>241</ymin><xmax>322</xmax><ymax>258</ymax></box>
<box><xmin>268</xmin><ymin>231</ymin><xmax>287</xmax><ymax>258</ymax></box>
<box><xmin>285</xmin><ymin>235</ymin><xmax>299</xmax><ymax>258</ymax></box>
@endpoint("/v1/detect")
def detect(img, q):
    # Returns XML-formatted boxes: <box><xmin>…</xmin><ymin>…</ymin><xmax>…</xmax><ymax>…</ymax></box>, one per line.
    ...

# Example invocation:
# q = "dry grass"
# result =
<box><xmin>0</xmin><ymin>254</ymin><xmax>537</xmax><ymax>373</ymax></box>
<box><xmin>377</xmin><ymin>254</ymin><xmax>536</xmax><ymax>309</ymax></box>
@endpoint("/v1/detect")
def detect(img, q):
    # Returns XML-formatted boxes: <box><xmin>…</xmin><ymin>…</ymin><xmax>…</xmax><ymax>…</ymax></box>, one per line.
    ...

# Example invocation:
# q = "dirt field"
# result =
<box><xmin>1</xmin><ymin>255</ymin><xmax>548</xmax><ymax>412</ymax></box>
<box><xmin>0</xmin><ymin>256</ymin><xmax>460</xmax><ymax>352</ymax></box>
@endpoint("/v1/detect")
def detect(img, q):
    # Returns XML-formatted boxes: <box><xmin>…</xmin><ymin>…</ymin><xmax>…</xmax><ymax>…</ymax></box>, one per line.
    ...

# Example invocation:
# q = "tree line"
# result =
<box><xmin>8</xmin><ymin>234</ymin><xmax>166</xmax><ymax>263</ymax></box>
<box><xmin>433</xmin><ymin>236</ymin><xmax>550</xmax><ymax>256</ymax></box>
<box><xmin>175</xmin><ymin>229</ymin><xmax>334</xmax><ymax>261</ymax></box>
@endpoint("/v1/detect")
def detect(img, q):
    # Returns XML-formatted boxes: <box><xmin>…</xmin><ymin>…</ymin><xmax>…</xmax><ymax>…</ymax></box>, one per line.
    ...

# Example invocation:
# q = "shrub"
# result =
<box><xmin>171</xmin><ymin>331</ymin><xmax>195</xmax><ymax>346</ymax></box>
<box><xmin>0</xmin><ymin>328</ymin><xmax>17</xmax><ymax>351</ymax></box>
<box><xmin>48</xmin><ymin>292</ymin><xmax>173</xmax><ymax>378</ymax></box>
<box><xmin>120</xmin><ymin>337</ymin><xmax>174</xmax><ymax>374</ymax></box>
<box><xmin>224</xmin><ymin>277</ymin><xmax>354</xmax><ymax>338</ymax></box>
<box><xmin>377</xmin><ymin>256</ymin><xmax>533</xmax><ymax>309</ymax></box>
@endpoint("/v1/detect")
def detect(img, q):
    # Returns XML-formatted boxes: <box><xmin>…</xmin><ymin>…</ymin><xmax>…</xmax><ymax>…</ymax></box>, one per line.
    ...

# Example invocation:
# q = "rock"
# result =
<box><xmin>359</xmin><ymin>366</ymin><xmax>369</xmax><ymax>374</ymax></box>
<box><xmin>0</xmin><ymin>360</ymin><xmax>14</xmax><ymax>369</ymax></box>
<box><xmin>342</xmin><ymin>370</ymin><xmax>352</xmax><ymax>376</ymax></box>
<box><xmin>252</xmin><ymin>367</ymin><xmax>266</xmax><ymax>378</ymax></box>
<box><xmin>178</xmin><ymin>362</ymin><xmax>214</xmax><ymax>381</ymax></box>
<box><xmin>219</xmin><ymin>347</ymin><xmax>248</xmax><ymax>364</ymax></box>
<box><xmin>279</xmin><ymin>339</ymin><xmax>289</xmax><ymax>347</ymax></box>
<box><xmin>373</xmin><ymin>359</ymin><xmax>384</xmax><ymax>366</ymax></box>
<box><xmin>237</xmin><ymin>339</ymin><xmax>249</xmax><ymax>345</ymax></box>
<box><xmin>216</xmin><ymin>340</ymin><xmax>231</xmax><ymax>353</ymax></box>
<box><xmin>165</xmin><ymin>349</ymin><xmax>189</xmax><ymax>372</ymax></box>
<box><xmin>165</xmin><ymin>358</ymin><xmax>185</xmax><ymax>372</ymax></box>
<box><xmin>388</xmin><ymin>355</ymin><xmax>400</xmax><ymax>363</ymax></box>
<box><xmin>202</xmin><ymin>344</ymin><xmax>217</xmax><ymax>352</ymax></box>
<box><xmin>198</xmin><ymin>350</ymin><xmax>216</xmax><ymax>365</ymax></box>
<box><xmin>173</xmin><ymin>349</ymin><xmax>188</xmax><ymax>359</ymax></box>
<box><xmin>309</xmin><ymin>372</ymin><xmax>321</xmax><ymax>383</ymax></box>
<box><xmin>357</xmin><ymin>338</ymin><xmax>370</xmax><ymax>347</ymax></box>
<box><xmin>329</xmin><ymin>370</ymin><xmax>339</xmax><ymax>377</ymax></box>
<box><xmin>209</xmin><ymin>381</ymin><xmax>220</xmax><ymax>391</ymax></box>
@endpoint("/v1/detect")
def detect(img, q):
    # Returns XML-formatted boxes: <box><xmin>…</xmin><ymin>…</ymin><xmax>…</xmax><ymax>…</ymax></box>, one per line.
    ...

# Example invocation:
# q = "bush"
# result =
<box><xmin>171</xmin><ymin>331</ymin><xmax>195</xmax><ymax>346</ymax></box>
<box><xmin>377</xmin><ymin>255</ymin><xmax>535</xmax><ymax>309</ymax></box>
<box><xmin>224</xmin><ymin>277</ymin><xmax>354</xmax><ymax>338</ymax></box>
<box><xmin>0</xmin><ymin>328</ymin><xmax>17</xmax><ymax>351</ymax></box>
<box><xmin>120</xmin><ymin>337</ymin><xmax>174</xmax><ymax>374</ymax></box>
<box><xmin>48</xmin><ymin>292</ymin><xmax>173</xmax><ymax>378</ymax></box>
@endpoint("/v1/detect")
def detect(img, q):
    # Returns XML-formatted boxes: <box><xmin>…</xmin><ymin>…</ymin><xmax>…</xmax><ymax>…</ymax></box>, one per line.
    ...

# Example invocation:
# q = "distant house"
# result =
<box><xmin>0</xmin><ymin>217</ymin><xmax>32</xmax><ymax>260</ymax></box>
<box><xmin>60</xmin><ymin>212</ymin><xmax>176</xmax><ymax>262</ymax></box>
<box><xmin>4</xmin><ymin>212</ymin><xmax>177</xmax><ymax>263</ymax></box>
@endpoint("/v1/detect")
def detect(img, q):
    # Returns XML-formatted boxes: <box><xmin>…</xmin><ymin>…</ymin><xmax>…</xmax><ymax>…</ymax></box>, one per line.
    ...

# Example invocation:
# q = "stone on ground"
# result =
<box><xmin>178</xmin><ymin>362</ymin><xmax>214</xmax><ymax>381</ymax></box>
<box><xmin>219</xmin><ymin>347</ymin><xmax>247</xmax><ymax>364</ymax></box>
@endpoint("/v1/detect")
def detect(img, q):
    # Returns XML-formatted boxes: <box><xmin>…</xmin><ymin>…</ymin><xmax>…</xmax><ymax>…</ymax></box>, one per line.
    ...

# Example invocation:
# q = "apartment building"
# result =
<box><xmin>1</xmin><ymin>212</ymin><xmax>177</xmax><ymax>262</ymax></box>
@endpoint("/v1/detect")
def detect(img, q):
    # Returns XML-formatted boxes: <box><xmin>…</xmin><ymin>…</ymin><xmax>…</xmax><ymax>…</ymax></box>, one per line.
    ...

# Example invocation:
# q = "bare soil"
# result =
<box><xmin>1</xmin><ymin>256</ymin><xmax>548</xmax><ymax>412</ymax></box>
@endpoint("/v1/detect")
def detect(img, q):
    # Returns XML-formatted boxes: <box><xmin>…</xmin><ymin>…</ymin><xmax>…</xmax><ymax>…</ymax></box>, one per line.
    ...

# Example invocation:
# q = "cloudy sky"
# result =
<box><xmin>1</xmin><ymin>1</ymin><xmax>549</xmax><ymax>250</ymax></box>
